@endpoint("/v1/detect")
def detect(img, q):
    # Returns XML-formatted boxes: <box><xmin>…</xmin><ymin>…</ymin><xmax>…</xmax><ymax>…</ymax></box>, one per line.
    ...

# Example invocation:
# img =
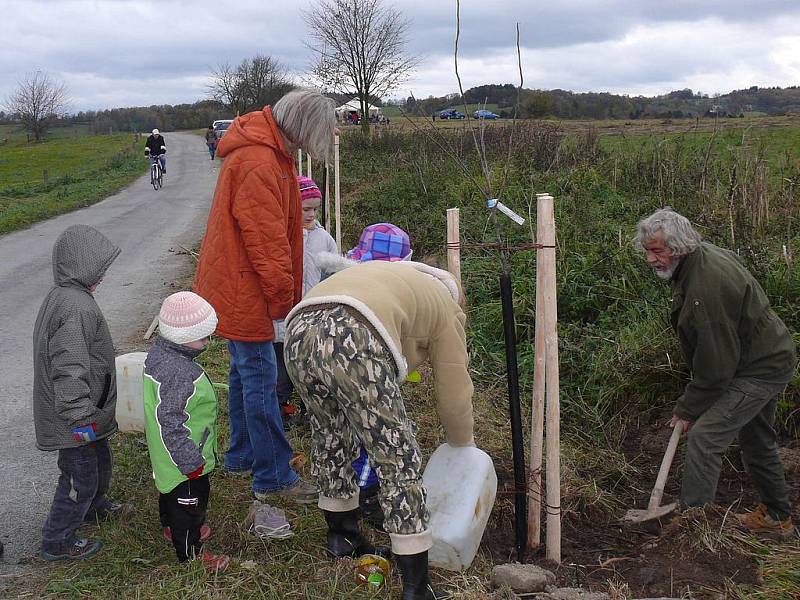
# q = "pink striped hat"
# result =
<box><xmin>297</xmin><ymin>176</ymin><xmax>322</xmax><ymax>203</ymax></box>
<box><xmin>158</xmin><ymin>292</ymin><xmax>217</xmax><ymax>344</ymax></box>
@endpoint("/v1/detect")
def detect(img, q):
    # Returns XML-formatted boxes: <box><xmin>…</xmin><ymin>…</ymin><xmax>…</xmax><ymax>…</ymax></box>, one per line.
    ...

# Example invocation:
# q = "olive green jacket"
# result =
<box><xmin>670</xmin><ymin>242</ymin><xmax>796</xmax><ymax>420</ymax></box>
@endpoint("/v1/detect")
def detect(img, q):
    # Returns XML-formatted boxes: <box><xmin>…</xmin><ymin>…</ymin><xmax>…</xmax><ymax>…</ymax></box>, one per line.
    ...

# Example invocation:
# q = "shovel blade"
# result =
<box><xmin>621</xmin><ymin>502</ymin><xmax>678</xmax><ymax>524</ymax></box>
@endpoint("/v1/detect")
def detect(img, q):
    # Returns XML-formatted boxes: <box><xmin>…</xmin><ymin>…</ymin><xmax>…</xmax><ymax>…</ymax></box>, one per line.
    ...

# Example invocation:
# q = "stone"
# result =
<box><xmin>491</xmin><ymin>563</ymin><xmax>556</xmax><ymax>593</ymax></box>
<box><xmin>545</xmin><ymin>588</ymin><xmax>610</xmax><ymax>600</ymax></box>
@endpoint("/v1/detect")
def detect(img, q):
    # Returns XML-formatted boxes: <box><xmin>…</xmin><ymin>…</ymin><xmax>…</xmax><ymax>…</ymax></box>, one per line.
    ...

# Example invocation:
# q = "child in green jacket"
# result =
<box><xmin>143</xmin><ymin>291</ymin><xmax>229</xmax><ymax>571</ymax></box>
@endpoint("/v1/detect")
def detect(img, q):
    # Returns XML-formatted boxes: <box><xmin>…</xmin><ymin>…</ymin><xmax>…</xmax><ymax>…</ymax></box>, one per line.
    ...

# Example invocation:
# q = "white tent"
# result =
<box><xmin>335</xmin><ymin>98</ymin><xmax>382</xmax><ymax>119</ymax></box>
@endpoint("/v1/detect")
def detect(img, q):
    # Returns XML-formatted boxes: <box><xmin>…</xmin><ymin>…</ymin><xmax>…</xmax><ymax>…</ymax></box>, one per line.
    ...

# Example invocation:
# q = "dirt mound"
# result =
<box><xmin>480</xmin><ymin>419</ymin><xmax>800</xmax><ymax>598</ymax></box>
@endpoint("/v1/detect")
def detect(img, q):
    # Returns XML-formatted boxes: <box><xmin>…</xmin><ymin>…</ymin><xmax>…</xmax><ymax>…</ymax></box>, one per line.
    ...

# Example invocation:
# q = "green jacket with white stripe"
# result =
<box><xmin>143</xmin><ymin>336</ymin><xmax>218</xmax><ymax>494</ymax></box>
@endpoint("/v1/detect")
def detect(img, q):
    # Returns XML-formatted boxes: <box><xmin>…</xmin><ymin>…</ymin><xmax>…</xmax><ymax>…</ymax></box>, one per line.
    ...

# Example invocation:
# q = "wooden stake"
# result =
<box><xmin>334</xmin><ymin>133</ymin><xmax>342</xmax><ymax>253</ymax></box>
<box><xmin>324</xmin><ymin>162</ymin><xmax>331</xmax><ymax>233</ymax></box>
<box><xmin>143</xmin><ymin>314</ymin><xmax>159</xmax><ymax>340</ymax></box>
<box><xmin>527</xmin><ymin>193</ymin><xmax>548</xmax><ymax>549</ymax></box>
<box><xmin>540</xmin><ymin>194</ymin><xmax>561</xmax><ymax>563</ymax></box>
<box><xmin>446</xmin><ymin>208</ymin><xmax>462</xmax><ymax>286</ymax></box>
<box><xmin>307</xmin><ymin>154</ymin><xmax>312</xmax><ymax>179</ymax></box>
<box><xmin>297</xmin><ymin>148</ymin><xmax>302</xmax><ymax>173</ymax></box>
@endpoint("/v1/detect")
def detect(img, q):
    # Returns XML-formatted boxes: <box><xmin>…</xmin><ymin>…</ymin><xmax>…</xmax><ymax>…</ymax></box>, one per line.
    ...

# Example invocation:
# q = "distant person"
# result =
<box><xmin>204</xmin><ymin>125</ymin><xmax>217</xmax><ymax>160</ymax></box>
<box><xmin>144</xmin><ymin>128</ymin><xmax>166</xmax><ymax>173</ymax></box>
<box><xmin>143</xmin><ymin>292</ymin><xmax>230</xmax><ymax>572</ymax></box>
<box><xmin>194</xmin><ymin>89</ymin><xmax>336</xmax><ymax>505</ymax></box>
<box><xmin>273</xmin><ymin>175</ymin><xmax>337</xmax><ymax>428</ymax></box>
<box><xmin>636</xmin><ymin>208</ymin><xmax>796</xmax><ymax>539</ymax></box>
<box><xmin>34</xmin><ymin>225</ymin><xmax>127</xmax><ymax>561</ymax></box>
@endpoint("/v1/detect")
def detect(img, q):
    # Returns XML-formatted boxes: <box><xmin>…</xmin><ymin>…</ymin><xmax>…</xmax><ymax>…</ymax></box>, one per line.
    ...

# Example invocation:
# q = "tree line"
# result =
<box><xmin>402</xmin><ymin>85</ymin><xmax>800</xmax><ymax>120</ymax></box>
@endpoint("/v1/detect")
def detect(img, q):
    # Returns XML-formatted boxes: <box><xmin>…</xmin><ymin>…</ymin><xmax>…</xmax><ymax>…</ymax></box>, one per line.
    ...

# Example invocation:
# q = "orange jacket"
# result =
<box><xmin>194</xmin><ymin>107</ymin><xmax>303</xmax><ymax>342</ymax></box>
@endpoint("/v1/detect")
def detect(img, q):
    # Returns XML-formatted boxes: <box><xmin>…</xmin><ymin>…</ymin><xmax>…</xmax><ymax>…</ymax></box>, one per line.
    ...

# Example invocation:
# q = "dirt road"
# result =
<box><xmin>0</xmin><ymin>132</ymin><xmax>218</xmax><ymax>575</ymax></box>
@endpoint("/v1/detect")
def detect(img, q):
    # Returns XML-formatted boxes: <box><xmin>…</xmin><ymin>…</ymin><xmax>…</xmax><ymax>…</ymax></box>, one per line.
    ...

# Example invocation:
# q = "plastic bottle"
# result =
<box><xmin>354</xmin><ymin>554</ymin><xmax>390</xmax><ymax>587</ymax></box>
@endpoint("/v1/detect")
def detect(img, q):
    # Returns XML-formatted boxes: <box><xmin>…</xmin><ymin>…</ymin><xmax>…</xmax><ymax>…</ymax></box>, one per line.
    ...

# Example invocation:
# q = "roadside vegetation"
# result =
<box><xmin>0</xmin><ymin>124</ymin><xmax>146</xmax><ymax>234</ymax></box>
<box><xmin>9</xmin><ymin>116</ymin><xmax>800</xmax><ymax>599</ymax></box>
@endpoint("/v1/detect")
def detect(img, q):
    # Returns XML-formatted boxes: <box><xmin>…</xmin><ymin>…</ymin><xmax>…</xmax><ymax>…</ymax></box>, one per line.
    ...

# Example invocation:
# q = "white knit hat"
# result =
<box><xmin>158</xmin><ymin>292</ymin><xmax>217</xmax><ymax>344</ymax></box>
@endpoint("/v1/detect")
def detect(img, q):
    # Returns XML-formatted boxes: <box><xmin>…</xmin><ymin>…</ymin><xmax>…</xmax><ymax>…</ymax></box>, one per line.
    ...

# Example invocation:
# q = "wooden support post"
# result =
<box><xmin>527</xmin><ymin>193</ymin><xmax>548</xmax><ymax>549</ymax></box>
<box><xmin>322</xmin><ymin>162</ymin><xmax>330</xmax><ymax>233</ymax></box>
<box><xmin>307</xmin><ymin>154</ymin><xmax>312</xmax><ymax>179</ymax></box>
<box><xmin>297</xmin><ymin>148</ymin><xmax>302</xmax><ymax>173</ymax></box>
<box><xmin>334</xmin><ymin>133</ymin><xmax>342</xmax><ymax>253</ymax></box>
<box><xmin>540</xmin><ymin>194</ymin><xmax>561</xmax><ymax>563</ymax></box>
<box><xmin>446</xmin><ymin>208</ymin><xmax>462</xmax><ymax>286</ymax></box>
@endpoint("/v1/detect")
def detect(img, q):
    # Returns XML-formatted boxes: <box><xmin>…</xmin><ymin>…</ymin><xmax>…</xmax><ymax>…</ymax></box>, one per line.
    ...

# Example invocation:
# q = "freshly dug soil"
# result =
<box><xmin>481</xmin><ymin>416</ymin><xmax>800</xmax><ymax>598</ymax></box>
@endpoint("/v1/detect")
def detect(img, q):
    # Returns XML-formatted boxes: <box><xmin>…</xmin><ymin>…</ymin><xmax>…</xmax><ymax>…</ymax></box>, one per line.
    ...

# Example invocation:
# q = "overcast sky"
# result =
<box><xmin>3</xmin><ymin>0</ymin><xmax>800</xmax><ymax>112</ymax></box>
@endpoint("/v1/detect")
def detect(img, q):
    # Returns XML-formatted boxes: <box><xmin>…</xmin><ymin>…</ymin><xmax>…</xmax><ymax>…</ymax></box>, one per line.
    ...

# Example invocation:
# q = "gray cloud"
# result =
<box><xmin>2</xmin><ymin>0</ymin><xmax>799</xmax><ymax>111</ymax></box>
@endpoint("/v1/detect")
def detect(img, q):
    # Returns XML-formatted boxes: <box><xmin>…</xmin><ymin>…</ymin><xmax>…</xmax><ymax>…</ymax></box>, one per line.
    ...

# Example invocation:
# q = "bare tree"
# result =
<box><xmin>304</xmin><ymin>0</ymin><xmax>418</xmax><ymax>135</ymax></box>
<box><xmin>209</xmin><ymin>55</ymin><xmax>293</xmax><ymax>115</ymax></box>
<box><xmin>5</xmin><ymin>71</ymin><xmax>69</xmax><ymax>142</ymax></box>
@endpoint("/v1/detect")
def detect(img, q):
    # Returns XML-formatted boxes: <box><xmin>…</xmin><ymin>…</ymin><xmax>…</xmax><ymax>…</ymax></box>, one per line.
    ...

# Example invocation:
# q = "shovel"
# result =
<box><xmin>622</xmin><ymin>421</ymin><xmax>684</xmax><ymax>523</ymax></box>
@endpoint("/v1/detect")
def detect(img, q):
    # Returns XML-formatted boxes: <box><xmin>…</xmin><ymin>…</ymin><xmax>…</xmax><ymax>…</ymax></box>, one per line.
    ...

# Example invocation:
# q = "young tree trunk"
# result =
<box><xmin>360</xmin><ymin>94</ymin><xmax>371</xmax><ymax>136</ymax></box>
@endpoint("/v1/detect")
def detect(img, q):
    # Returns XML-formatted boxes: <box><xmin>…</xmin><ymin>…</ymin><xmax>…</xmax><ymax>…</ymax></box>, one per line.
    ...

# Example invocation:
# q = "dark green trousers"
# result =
<box><xmin>682</xmin><ymin>375</ymin><xmax>792</xmax><ymax>521</ymax></box>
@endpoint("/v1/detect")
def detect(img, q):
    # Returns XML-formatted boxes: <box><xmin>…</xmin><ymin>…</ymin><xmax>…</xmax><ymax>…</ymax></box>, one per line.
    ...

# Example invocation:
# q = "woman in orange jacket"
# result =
<box><xmin>194</xmin><ymin>90</ymin><xmax>336</xmax><ymax>504</ymax></box>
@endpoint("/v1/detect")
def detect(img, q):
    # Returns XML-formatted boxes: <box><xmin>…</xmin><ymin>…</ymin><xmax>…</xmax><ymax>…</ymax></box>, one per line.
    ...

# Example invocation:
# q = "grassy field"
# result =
<box><xmin>0</xmin><ymin>124</ymin><xmax>147</xmax><ymax>234</ymax></box>
<box><xmin>7</xmin><ymin>116</ymin><xmax>800</xmax><ymax>599</ymax></box>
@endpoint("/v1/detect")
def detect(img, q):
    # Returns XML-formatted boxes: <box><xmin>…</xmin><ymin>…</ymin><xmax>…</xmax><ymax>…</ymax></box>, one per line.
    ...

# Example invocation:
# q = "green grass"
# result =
<box><xmin>0</xmin><ymin>124</ymin><xmax>147</xmax><ymax>234</ymax></box>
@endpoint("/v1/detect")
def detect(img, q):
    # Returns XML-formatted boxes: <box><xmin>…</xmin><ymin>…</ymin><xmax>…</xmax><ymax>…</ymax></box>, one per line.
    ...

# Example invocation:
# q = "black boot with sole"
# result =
<box><xmin>323</xmin><ymin>509</ymin><xmax>389</xmax><ymax>558</ymax></box>
<box><xmin>396</xmin><ymin>551</ymin><xmax>450</xmax><ymax>600</ymax></box>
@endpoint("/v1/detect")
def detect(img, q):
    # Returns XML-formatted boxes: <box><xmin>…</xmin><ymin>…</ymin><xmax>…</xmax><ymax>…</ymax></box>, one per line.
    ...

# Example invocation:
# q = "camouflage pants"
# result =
<box><xmin>285</xmin><ymin>306</ymin><xmax>431</xmax><ymax>538</ymax></box>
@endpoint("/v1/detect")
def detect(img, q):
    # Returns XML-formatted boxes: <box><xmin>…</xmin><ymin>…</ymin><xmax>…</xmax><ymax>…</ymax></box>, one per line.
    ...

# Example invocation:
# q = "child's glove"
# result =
<box><xmin>186</xmin><ymin>465</ymin><xmax>204</xmax><ymax>480</ymax></box>
<box><xmin>72</xmin><ymin>423</ymin><xmax>98</xmax><ymax>443</ymax></box>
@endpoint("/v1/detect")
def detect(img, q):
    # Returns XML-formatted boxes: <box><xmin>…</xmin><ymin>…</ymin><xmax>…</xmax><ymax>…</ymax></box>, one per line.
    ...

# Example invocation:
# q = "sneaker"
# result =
<box><xmin>199</xmin><ymin>551</ymin><xmax>230</xmax><ymax>572</ymax></box>
<box><xmin>84</xmin><ymin>501</ymin><xmax>134</xmax><ymax>523</ymax></box>
<box><xmin>255</xmin><ymin>478</ymin><xmax>318</xmax><ymax>505</ymax></box>
<box><xmin>41</xmin><ymin>538</ymin><xmax>102</xmax><ymax>561</ymax></box>
<box><xmin>163</xmin><ymin>525</ymin><xmax>212</xmax><ymax>543</ymax></box>
<box><xmin>734</xmin><ymin>503</ymin><xmax>795</xmax><ymax>540</ymax></box>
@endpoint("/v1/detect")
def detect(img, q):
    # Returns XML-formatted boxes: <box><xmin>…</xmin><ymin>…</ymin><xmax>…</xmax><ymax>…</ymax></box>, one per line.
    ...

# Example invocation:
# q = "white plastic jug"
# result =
<box><xmin>114</xmin><ymin>352</ymin><xmax>147</xmax><ymax>432</ymax></box>
<box><xmin>423</xmin><ymin>443</ymin><xmax>497</xmax><ymax>571</ymax></box>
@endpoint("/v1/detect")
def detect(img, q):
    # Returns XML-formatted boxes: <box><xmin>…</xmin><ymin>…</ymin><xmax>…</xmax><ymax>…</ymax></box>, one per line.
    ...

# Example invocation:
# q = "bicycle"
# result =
<box><xmin>149</xmin><ymin>154</ymin><xmax>164</xmax><ymax>190</ymax></box>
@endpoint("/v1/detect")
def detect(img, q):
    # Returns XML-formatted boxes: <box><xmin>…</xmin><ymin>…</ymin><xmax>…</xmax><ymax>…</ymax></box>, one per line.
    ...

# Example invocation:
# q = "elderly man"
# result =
<box><xmin>636</xmin><ymin>208</ymin><xmax>796</xmax><ymax>539</ymax></box>
<box><xmin>194</xmin><ymin>90</ymin><xmax>336</xmax><ymax>504</ymax></box>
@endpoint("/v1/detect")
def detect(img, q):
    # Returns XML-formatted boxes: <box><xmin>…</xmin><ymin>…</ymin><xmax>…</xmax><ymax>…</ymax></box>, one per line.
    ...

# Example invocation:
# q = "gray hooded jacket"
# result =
<box><xmin>33</xmin><ymin>225</ymin><xmax>121</xmax><ymax>451</ymax></box>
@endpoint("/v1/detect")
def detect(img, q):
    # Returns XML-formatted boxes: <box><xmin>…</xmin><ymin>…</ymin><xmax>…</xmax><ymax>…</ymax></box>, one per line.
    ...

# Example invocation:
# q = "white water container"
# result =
<box><xmin>423</xmin><ymin>443</ymin><xmax>498</xmax><ymax>571</ymax></box>
<box><xmin>114</xmin><ymin>352</ymin><xmax>147</xmax><ymax>432</ymax></box>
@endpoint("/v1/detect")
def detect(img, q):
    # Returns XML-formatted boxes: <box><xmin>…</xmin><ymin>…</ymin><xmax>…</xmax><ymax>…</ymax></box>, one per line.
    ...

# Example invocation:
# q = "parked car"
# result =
<box><xmin>474</xmin><ymin>109</ymin><xmax>500</xmax><ymax>120</ymax></box>
<box><xmin>212</xmin><ymin>119</ymin><xmax>234</xmax><ymax>140</ymax></box>
<box><xmin>439</xmin><ymin>109</ymin><xmax>465</xmax><ymax>120</ymax></box>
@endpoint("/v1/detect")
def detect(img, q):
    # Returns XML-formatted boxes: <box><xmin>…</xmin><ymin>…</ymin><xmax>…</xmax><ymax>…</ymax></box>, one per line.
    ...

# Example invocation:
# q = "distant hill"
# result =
<box><xmin>398</xmin><ymin>85</ymin><xmax>800</xmax><ymax>120</ymax></box>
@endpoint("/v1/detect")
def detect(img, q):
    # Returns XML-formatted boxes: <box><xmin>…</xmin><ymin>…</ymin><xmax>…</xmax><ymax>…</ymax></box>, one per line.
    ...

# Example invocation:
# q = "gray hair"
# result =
<box><xmin>273</xmin><ymin>89</ymin><xmax>336</xmax><ymax>162</ymax></box>
<box><xmin>634</xmin><ymin>207</ymin><xmax>702</xmax><ymax>257</ymax></box>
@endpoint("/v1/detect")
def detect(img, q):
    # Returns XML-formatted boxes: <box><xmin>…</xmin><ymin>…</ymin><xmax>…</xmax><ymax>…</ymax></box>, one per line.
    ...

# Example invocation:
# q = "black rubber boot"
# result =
<box><xmin>323</xmin><ymin>509</ymin><xmax>388</xmax><ymax>558</ymax></box>
<box><xmin>397</xmin><ymin>551</ymin><xmax>450</xmax><ymax>600</ymax></box>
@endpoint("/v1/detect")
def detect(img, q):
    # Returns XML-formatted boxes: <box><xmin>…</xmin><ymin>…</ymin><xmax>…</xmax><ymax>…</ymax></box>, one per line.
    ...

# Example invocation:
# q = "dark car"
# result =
<box><xmin>474</xmin><ymin>109</ymin><xmax>500</xmax><ymax>120</ymax></box>
<box><xmin>439</xmin><ymin>109</ymin><xmax>465</xmax><ymax>120</ymax></box>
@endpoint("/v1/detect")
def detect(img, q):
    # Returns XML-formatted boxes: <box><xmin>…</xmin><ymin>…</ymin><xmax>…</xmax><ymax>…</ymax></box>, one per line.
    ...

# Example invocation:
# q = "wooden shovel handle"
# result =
<box><xmin>647</xmin><ymin>421</ymin><xmax>684</xmax><ymax>511</ymax></box>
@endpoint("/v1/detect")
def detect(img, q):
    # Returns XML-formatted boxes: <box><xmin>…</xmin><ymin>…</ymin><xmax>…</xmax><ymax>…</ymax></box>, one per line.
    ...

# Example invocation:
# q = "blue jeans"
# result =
<box><xmin>226</xmin><ymin>340</ymin><xmax>299</xmax><ymax>494</ymax></box>
<box><xmin>207</xmin><ymin>143</ymin><xmax>216</xmax><ymax>159</ymax></box>
<box><xmin>41</xmin><ymin>439</ymin><xmax>113</xmax><ymax>553</ymax></box>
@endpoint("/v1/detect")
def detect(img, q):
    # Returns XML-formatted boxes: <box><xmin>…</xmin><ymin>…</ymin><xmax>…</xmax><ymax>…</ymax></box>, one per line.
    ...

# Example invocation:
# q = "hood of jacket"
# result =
<box><xmin>52</xmin><ymin>225</ymin><xmax>121</xmax><ymax>290</ymax></box>
<box><xmin>216</xmin><ymin>106</ymin><xmax>291</xmax><ymax>161</ymax></box>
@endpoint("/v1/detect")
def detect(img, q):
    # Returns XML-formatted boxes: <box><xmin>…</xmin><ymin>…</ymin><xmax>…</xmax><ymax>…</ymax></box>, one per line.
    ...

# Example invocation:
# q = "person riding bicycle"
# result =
<box><xmin>144</xmin><ymin>128</ymin><xmax>166</xmax><ymax>174</ymax></box>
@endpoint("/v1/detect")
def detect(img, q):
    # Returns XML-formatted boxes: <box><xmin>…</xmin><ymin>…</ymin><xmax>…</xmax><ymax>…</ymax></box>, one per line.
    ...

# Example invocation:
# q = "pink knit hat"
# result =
<box><xmin>158</xmin><ymin>291</ymin><xmax>218</xmax><ymax>344</ymax></box>
<box><xmin>297</xmin><ymin>176</ymin><xmax>322</xmax><ymax>203</ymax></box>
